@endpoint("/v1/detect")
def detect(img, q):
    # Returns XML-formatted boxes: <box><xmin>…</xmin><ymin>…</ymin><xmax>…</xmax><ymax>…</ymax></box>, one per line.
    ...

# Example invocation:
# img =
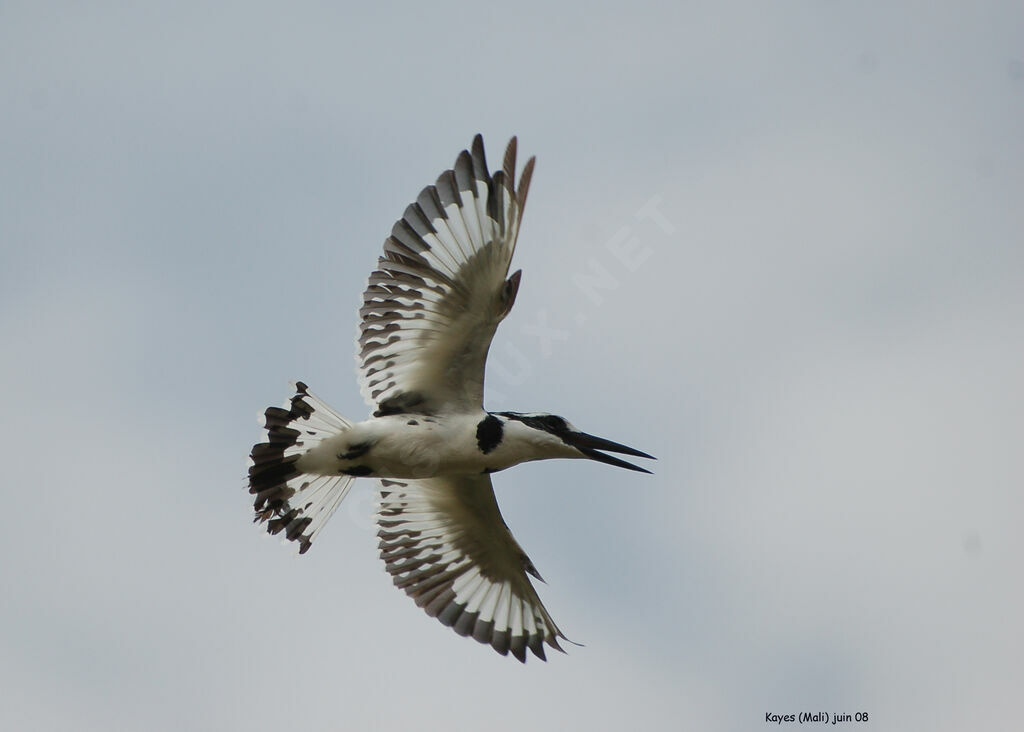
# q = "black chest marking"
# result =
<box><xmin>476</xmin><ymin>414</ymin><xmax>504</xmax><ymax>454</ymax></box>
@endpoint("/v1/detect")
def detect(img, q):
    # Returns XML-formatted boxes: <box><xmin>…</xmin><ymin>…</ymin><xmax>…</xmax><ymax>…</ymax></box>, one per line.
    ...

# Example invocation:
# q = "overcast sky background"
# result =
<box><xmin>2</xmin><ymin>2</ymin><xmax>1022</xmax><ymax>730</ymax></box>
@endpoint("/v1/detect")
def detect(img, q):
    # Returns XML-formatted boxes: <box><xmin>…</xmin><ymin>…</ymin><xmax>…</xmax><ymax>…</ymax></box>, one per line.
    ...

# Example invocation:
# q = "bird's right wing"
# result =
<box><xmin>376</xmin><ymin>474</ymin><xmax>569</xmax><ymax>662</ymax></box>
<box><xmin>357</xmin><ymin>135</ymin><xmax>534</xmax><ymax>416</ymax></box>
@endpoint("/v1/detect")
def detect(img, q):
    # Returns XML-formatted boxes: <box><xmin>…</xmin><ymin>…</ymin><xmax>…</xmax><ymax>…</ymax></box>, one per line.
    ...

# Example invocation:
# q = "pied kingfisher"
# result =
<box><xmin>248</xmin><ymin>135</ymin><xmax>654</xmax><ymax>662</ymax></box>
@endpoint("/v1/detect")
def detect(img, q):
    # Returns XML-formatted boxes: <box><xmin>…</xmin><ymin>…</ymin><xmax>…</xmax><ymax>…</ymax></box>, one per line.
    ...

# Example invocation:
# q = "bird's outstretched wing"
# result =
<box><xmin>357</xmin><ymin>135</ymin><xmax>534</xmax><ymax>415</ymax></box>
<box><xmin>376</xmin><ymin>474</ymin><xmax>569</xmax><ymax>662</ymax></box>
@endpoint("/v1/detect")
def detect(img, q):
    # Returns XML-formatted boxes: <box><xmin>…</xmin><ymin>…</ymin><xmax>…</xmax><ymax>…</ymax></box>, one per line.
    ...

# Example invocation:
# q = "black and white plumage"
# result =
<box><xmin>248</xmin><ymin>136</ymin><xmax>654</xmax><ymax>662</ymax></box>
<box><xmin>359</xmin><ymin>135</ymin><xmax>528</xmax><ymax>416</ymax></box>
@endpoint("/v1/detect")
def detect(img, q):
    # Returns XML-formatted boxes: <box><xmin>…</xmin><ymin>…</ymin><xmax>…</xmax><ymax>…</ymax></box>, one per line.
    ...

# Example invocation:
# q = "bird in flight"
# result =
<box><xmin>248</xmin><ymin>135</ymin><xmax>654</xmax><ymax>662</ymax></box>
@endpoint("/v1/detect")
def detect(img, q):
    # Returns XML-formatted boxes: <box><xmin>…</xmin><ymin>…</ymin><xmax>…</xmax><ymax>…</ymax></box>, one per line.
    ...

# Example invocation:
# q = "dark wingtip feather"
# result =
<box><xmin>470</xmin><ymin>134</ymin><xmax>488</xmax><ymax>180</ymax></box>
<box><xmin>490</xmin><ymin>629</ymin><xmax>511</xmax><ymax>657</ymax></box>
<box><xmin>453</xmin><ymin>149</ymin><xmax>475</xmax><ymax>191</ymax></box>
<box><xmin>509</xmin><ymin>634</ymin><xmax>527</xmax><ymax>663</ymax></box>
<box><xmin>502</xmin><ymin>137</ymin><xmax>518</xmax><ymax>183</ymax></box>
<box><xmin>528</xmin><ymin>634</ymin><xmax>546</xmax><ymax>661</ymax></box>
<box><xmin>517</xmin><ymin>156</ymin><xmax>536</xmax><ymax>210</ymax></box>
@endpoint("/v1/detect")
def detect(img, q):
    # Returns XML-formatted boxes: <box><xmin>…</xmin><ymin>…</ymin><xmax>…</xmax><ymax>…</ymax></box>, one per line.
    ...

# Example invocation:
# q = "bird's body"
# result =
<box><xmin>295</xmin><ymin>410</ymin><xmax>580</xmax><ymax>480</ymax></box>
<box><xmin>248</xmin><ymin>135</ymin><xmax>653</xmax><ymax>662</ymax></box>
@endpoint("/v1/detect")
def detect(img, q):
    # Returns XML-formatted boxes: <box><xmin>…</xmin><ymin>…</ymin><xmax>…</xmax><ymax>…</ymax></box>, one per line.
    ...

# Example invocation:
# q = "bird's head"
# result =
<box><xmin>496</xmin><ymin>411</ymin><xmax>655</xmax><ymax>473</ymax></box>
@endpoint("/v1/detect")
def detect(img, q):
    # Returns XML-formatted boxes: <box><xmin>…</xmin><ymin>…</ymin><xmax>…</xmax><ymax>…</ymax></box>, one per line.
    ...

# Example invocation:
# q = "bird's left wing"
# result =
<box><xmin>376</xmin><ymin>474</ymin><xmax>569</xmax><ymax>662</ymax></box>
<box><xmin>357</xmin><ymin>135</ymin><xmax>534</xmax><ymax>416</ymax></box>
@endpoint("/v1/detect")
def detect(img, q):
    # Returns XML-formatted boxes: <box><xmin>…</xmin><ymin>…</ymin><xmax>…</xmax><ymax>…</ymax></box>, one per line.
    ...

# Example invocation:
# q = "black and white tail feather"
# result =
<box><xmin>248</xmin><ymin>382</ymin><xmax>355</xmax><ymax>555</ymax></box>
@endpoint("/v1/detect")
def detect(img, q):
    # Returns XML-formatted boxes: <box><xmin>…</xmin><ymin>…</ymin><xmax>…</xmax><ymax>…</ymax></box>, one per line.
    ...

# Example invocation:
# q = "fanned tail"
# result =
<box><xmin>248</xmin><ymin>382</ymin><xmax>355</xmax><ymax>554</ymax></box>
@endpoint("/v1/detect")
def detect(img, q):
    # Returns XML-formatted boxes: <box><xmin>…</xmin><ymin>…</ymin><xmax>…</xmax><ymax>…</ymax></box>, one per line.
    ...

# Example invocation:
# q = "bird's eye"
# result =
<box><xmin>542</xmin><ymin>416</ymin><xmax>567</xmax><ymax>432</ymax></box>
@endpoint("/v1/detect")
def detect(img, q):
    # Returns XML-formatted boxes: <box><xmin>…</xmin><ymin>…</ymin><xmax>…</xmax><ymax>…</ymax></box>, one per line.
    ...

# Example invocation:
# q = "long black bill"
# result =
<box><xmin>567</xmin><ymin>432</ymin><xmax>656</xmax><ymax>474</ymax></box>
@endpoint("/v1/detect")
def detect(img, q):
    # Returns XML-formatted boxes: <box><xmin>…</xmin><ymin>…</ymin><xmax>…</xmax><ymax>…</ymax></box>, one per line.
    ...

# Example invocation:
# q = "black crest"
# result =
<box><xmin>497</xmin><ymin>412</ymin><xmax>569</xmax><ymax>436</ymax></box>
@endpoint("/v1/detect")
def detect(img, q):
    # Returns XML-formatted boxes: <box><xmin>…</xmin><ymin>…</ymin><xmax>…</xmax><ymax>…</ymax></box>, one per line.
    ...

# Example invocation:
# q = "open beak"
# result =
<box><xmin>566</xmin><ymin>432</ymin><xmax>656</xmax><ymax>474</ymax></box>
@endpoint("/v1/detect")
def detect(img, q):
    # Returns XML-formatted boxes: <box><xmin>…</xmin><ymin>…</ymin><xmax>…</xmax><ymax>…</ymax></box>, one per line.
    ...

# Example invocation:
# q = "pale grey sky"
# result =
<box><xmin>2</xmin><ymin>2</ymin><xmax>1022</xmax><ymax>730</ymax></box>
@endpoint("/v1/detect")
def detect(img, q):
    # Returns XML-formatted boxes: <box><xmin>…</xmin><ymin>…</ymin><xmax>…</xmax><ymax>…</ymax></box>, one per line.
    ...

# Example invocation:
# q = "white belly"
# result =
<box><xmin>297</xmin><ymin>412</ymin><xmax>502</xmax><ymax>480</ymax></box>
